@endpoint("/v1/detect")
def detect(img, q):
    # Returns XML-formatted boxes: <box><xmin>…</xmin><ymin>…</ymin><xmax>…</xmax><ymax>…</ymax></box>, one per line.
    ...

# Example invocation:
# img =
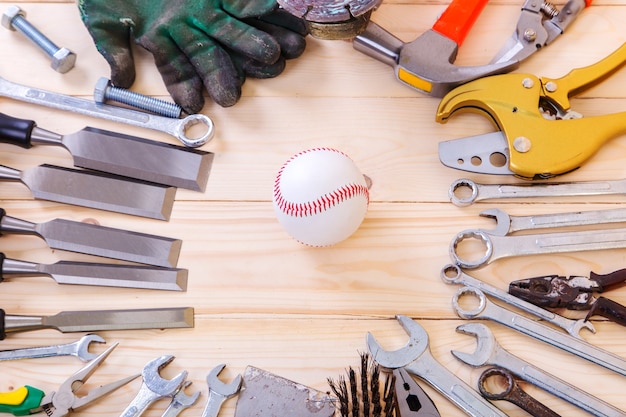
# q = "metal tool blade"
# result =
<box><xmin>0</xmin><ymin>212</ymin><xmax>181</xmax><ymax>267</ymax></box>
<box><xmin>50</xmin><ymin>127</ymin><xmax>213</xmax><ymax>191</ymax></box>
<box><xmin>3</xmin><ymin>164</ymin><xmax>176</xmax><ymax>220</ymax></box>
<box><xmin>2</xmin><ymin>307</ymin><xmax>194</xmax><ymax>337</ymax></box>
<box><xmin>1</xmin><ymin>257</ymin><xmax>187</xmax><ymax>291</ymax></box>
<box><xmin>438</xmin><ymin>131</ymin><xmax>514</xmax><ymax>175</ymax></box>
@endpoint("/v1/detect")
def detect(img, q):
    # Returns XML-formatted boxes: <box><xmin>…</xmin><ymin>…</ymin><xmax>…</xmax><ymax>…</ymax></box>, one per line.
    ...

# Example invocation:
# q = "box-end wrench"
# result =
<box><xmin>0</xmin><ymin>333</ymin><xmax>104</xmax><ymax>362</ymax></box>
<box><xmin>452</xmin><ymin>287</ymin><xmax>626</xmax><ymax>377</ymax></box>
<box><xmin>367</xmin><ymin>315</ymin><xmax>509</xmax><ymax>417</ymax></box>
<box><xmin>0</xmin><ymin>76</ymin><xmax>213</xmax><ymax>148</ymax></box>
<box><xmin>450</xmin><ymin>226</ymin><xmax>626</xmax><ymax>269</ymax></box>
<box><xmin>440</xmin><ymin>264</ymin><xmax>595</xmax><ymax>338</ymax></box>
<box><xmin>449</xmin><ymin>178</ymin><xmax>626</xmax><ymax>207</ymax></box>
<box><xmin>453</xmin><ymin>323</ymin><xmax>626</xmax><ymax>417</ymax></box>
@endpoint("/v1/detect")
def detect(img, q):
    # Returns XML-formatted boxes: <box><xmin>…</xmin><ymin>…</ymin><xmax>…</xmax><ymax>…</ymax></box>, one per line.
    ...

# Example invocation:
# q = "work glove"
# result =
<box><xmin>78</xmin><ymin>0</ymin><xmax>308</xmax><ymax>113</ymax></box>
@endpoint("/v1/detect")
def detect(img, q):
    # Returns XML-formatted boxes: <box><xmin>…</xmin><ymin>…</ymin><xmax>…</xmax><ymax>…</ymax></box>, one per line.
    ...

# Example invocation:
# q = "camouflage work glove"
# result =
<box><xmin>78</xmin><ymin>0</ymin><xmax>307</xmax><ymax>112</ymax></box>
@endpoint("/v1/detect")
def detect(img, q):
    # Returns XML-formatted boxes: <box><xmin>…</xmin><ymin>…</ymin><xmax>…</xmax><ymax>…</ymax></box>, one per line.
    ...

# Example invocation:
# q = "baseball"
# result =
<box><xmin>273</xmin><ymin>148</ymin><xmax>370</xmax><ymax>246</ymax></box>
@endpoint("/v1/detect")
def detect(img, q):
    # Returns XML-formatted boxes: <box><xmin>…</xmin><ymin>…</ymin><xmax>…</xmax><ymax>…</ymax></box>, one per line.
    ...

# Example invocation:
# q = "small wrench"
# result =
<box><xmin>477</xmin><ymin>367</ymin><xmax>561</xmax><ymax>417</ymax></box>
<box><xmin>119</xmin><ymin>355</ymin><xmax>187</xmax><ymax>417</ymax></box>
<box><xmin>0</xmin><ymin>76</ymin><xmax>213</xmax><ymax>148</ymax></box>
<box><xmin>480</xmin><ymin>207</ymin><xmax>626</xmax><ymax>236</ymax></box>
<box><xmin>200</xmin><ymin>364</ymin><xmax>242</xmax><ymax>417</ymax></box>
<box><xmin>161</xmin><ymin>381</ymin><xmax>200</xmax><ymax>417</ymax></box>
<box><xmin>450</xmin><ymin>226</ymin><xmax>626</xmax><ymax>269</ymax></box>
<box><xmin>453</xmin><ymin>322</ymin><xmax>626</xmax><ymax>416</ymax></box>
<box><xmin>367</xmin><ymin>315</ymin><xmax>508</xmax><ymax>417</ymax></box>
<box><xmin>452</xmin><ymin>287</ymin><xmax>626</xmax><ymax>377</ymax></box>
<box><xmin>448</xmin><ymin>178</ymin><xmax>626</xmax><ymax>207</ymax></box>
<box><xmin>0</xmin><ymin>334</ymin><xmax>104</xmax><ymax>362</ymax></box>
<box><xmin>440</xmin><ymin>264</ymin><xmax>595</xmax><ymax>338</ymax></box>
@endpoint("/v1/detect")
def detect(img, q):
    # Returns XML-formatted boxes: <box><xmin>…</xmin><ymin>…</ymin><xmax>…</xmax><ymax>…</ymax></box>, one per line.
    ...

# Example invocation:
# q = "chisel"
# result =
<box><xmin>0</xmin><ymin>307</ymin><xmax>194</xmax><ymax>339</ymax></box>
<box><xmin>0</xmin><ymin>164</ymin><xmax>175</xmax><ymax>220</ymax></box>
<box><xmin>0</xmin><ymin>253</ymin><xmax>187</xmax><ymax>291</ymax></box>
<box><xmin>0</xmin><ymin>112</ymin><xmax>213</xmax><ymax>191</ymax></box>
<box><xmin>0</xmin><ymin>209</ymin><xmax>181</xmax><ymax>267</ymax></box>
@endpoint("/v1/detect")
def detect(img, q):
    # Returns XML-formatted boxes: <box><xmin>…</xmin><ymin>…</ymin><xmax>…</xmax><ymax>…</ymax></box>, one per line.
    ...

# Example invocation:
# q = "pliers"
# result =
<box><xmin>436</xmin><ymin>42</ymin><xmax>626</xmax><ymax>179</ymax></box>
<box><xmin>509</xmin><ymin>268</ymin><xmax>626</xmax><ymax>326</ymax></box>
<box><xmin>491</xmin><ymin>0</ymin><xmax>591</xmax><ymax>64</ymax></box>
<box><xmin>1</xmin><ymin>343</ymin><xmax>138</xmax><ymax>416</ymax></box>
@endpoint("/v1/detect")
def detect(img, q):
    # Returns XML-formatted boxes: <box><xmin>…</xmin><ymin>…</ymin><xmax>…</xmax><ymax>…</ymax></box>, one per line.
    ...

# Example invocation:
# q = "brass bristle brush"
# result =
<box><xmin>328</xmin><ymin>352</ymin><xmax>397</xmax><ymax>417</ymax></box>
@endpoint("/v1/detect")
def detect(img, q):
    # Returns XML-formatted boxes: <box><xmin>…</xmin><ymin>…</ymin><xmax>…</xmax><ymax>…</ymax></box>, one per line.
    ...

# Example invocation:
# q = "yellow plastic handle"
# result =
<box><xmin>0</xmin><ymin>387</ymin><xmax>28</xmax><ymax>406</ymax></box>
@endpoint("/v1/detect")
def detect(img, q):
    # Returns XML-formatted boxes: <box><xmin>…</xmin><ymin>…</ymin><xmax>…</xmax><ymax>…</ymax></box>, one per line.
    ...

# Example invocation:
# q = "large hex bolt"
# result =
<box><xmin>2</xmin><ymin>5</ymin><xmax>76</xmax><ymax>73</ymax></box>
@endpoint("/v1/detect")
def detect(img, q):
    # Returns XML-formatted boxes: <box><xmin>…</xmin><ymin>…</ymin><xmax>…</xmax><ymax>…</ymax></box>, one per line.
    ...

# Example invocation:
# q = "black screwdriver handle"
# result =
<box><xmin>0</xmin><ymin>112</ymin><xmax>36</xmax><ymax>149</ymax></box>
<box><xmin>0</xmin><ymin>309</ymin><xmax>5</xmax><ymax>340</ymax></box>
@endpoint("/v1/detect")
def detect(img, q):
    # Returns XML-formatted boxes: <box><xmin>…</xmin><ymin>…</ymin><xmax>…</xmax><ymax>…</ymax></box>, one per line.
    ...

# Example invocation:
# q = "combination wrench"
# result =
<box><xmin>0</xmin><ymin>334</ymin><xmax>104</xmax><ymax>362</ymax></box>
<box><xmin>440</xmin><ymin>264</ymin><xmax>595</xmax><ymax>338</ymax></box>
<box><xmin>452</xmin><ymin>287</ymin><xmax>626</xmax><ymax>377</ymax></box>
<box><xmin>453</xmin><ymin>323</ymin><xmax>626</xmax><ymax>417</ymax></box>
<box><xmin>0</xmin><ymin>76</ymin><xmax>213</xmax><ymax>148</ymax></box>
<box><xmin>449</xmin><ymin>178</ymin><xmax>626</xmax><ymax>207</ymax></box>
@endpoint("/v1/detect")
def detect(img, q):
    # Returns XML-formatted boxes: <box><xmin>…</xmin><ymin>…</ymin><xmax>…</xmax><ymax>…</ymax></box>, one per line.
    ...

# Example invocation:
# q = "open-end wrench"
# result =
<box><xmin>449</xmin><ymin>178</ymin><xmax>626</xmax><ymax>207</ymax></box>
<box><xmin>440</xmin><ymin>264</ymin><xmax>595</xmax><ymax>338</ymax></box>
<box><xmin>161</xmin><ymin>381</ymin><xmax>200</xmax><ymax>417</ymax></box>
<box><xmin>0</xmin><ymin>333</ymin><xmax>104</xmax><ymax>362</ymax></box>
<box><xmin>480</xmin><ymin>207</ymin><xmax>626</xmax><ymax>236</ymax></box>
<box><xmin>367</xmin><ymin>315</ymin><xmax>508</xmax><ymax>417</ymax></box>
<box><xmin>201</xmin><ymin>364</ymin><xmax>242</xmax><ymax>417</ymax></box>
<box><xmin>450</xmin><ymin>226</ymin><xmax>626</xmax><ymax>269</ymax></box>
<box><xmin>0</xmin><ymin>76</ymin><xmax>213</xmax><ymax>148</ymax></box>
<box><xmin>453</xmin><ymin>322</ymin><xmax>626</xmax><ymax>416</ymax></box>
<box><xmin>120</xmin><ymin>355</ymin><xmax>187</xmax><ymax>417</ymax></box>
<box><xmin>452</xmin><ymin>287</ymin><xmax>626</xmax><ymax>377</ymax></box>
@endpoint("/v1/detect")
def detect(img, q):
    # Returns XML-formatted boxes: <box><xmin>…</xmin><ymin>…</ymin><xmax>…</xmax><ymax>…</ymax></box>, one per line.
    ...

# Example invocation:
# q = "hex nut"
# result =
<box><xmin>1</xmin><ymin>5</ymin><xmax>25</xmax><ymax>30</ymax></box>
<box><xmin>51</xmin><ymin>47</ymin><xmax>76</xmax><ymax>73</ymax></box>
<box><xmin>93</xmin><ymin>77</ymin><xmax>111</xmax><ymax>103</ymax></box>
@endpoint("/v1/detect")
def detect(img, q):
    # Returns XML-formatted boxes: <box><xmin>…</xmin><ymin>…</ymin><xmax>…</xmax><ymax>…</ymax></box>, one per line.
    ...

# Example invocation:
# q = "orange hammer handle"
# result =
<box><xmin>432</xmin><ymin>0</ymin><xmax>489</xmax><ymax>46</ymax></box>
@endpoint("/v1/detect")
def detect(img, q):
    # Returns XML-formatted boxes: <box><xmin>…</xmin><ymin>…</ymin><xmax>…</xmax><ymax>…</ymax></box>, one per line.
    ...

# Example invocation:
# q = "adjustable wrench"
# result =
<box><xmin>452</xmin><ymin>287</ymin><xmax>626</xmax><ymax>377</ymax></box>
<box><xmin>441</xmin><ymin>264</ymin><xmax>595</xmax><ymax>338</ymax></box>
<box><xmin>120</xmin><ymin>355</ymin><xmax>187</xmax><ymax>417</ymax></box>
<box><xmin>367</xmin><ymin>315</ymin><xmax>508</xmax><ymax>417</ymax></box>
<box><xmin>0</xmin><ymin>76</ymin><xmax>213</xmax><ymax>148</ymax></box>
<box><xmin>450</xmin><ymin>226</ymin><xmax>626</xmax><ymax>269</ymax></box>
<box><xmin>200</xmin><ymin>364</ymin><xmax>242</xmax><ymax>417</ymax></box>
<box><xmin>448</xmin><ymin>178</ymin><xmax>626</xmax><ymax>207</ymax></box>
<box><xmin>0</xmin><ymin>334</ymin><xmax>104</xmax><ymax>362</ymax></box>
<box><xmin>453</xmin><ymin>322</ymin><xmax>626</xmax><ymax>416</ymax></box>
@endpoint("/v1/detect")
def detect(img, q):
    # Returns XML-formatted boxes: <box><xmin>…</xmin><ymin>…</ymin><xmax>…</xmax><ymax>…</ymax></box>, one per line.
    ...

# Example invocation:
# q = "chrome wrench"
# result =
<box><xmin>452</xmin><ymin>287</ymin><xmax>626</xmax><ymax>377</ymax></box>
<box><xmin>440</xmin><ymin>264</ymin><xmax>595</xmax><ymax>338</ymax></box>
<box><xmin>450</xmin><ymin>227</ymin><xmax>626</xmax><ymax>269</ymax></box>
<box><xmin>449</xmin><ymin>178</ymin><xmax>626</xmax><ymax>207</ymax></box>
<box><xmin>0</xmin><ymin>334</ymin><xmax>104</xmax><ymax>362</ymax></box>
<box><xmin>454</xmin><ymin>323</ymin><xmax>626</xmax><ymax>417</ymax></box>
<box><xmin>0</xmin><ymin>76</ymin><xmax>213</xmax><ymax>148</ymax></box>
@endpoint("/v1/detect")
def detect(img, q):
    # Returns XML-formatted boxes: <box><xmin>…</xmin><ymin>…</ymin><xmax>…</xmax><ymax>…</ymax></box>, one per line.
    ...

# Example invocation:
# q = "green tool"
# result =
<box><xmin>0</xmin><ymin>386</ymin><xmax>45</xmax><ymax>416</ymax></box>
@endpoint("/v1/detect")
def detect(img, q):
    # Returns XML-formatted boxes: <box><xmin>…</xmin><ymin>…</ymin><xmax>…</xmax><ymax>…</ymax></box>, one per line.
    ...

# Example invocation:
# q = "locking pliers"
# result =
<box><xmin>437</xmin><ymin>42</ymin><xmax>626</xmax><ymax>179</ymax></box>
<box><xmin>509</xmin><ymin>268</ymin><xmax>626</xmax><ymax>326</ymax></box>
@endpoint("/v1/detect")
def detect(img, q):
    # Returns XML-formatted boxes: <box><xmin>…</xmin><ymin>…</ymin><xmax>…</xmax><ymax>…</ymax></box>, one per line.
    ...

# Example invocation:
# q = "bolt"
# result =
<box><xmin>2</xmin><ymin>5</ymin><xmax>76</xmax><ymax>73</ymax></box>
<box><xmin>523</xmin><ymin>28</ymin><xmax>537</xmax><ymax>42</ymax></box>
<box><xmin>513</xmin><ymin>136</ymin><xmax>532</xmax><ymax>153</ymax></box>
<box><xmin>94</xmin><ymin>78</ymin><xmax>183</xmax><ymax>119</ymax></box>
<box><xmin>545</xmin><ymin>81</ymin><xmax>558</xmax><ymax>92</ymax></box>
<box><xmin>522</xmin><ymin>78</ymin><xmax>535</xmax><ymax>89</ymax></box>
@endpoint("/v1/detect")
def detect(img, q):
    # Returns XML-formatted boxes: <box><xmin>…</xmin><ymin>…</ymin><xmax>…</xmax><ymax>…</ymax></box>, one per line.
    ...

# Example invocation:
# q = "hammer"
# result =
<box><xmin>354</xmin><ymin>0</ymin><xmax>519</xmax><ymax>97</ymax></box>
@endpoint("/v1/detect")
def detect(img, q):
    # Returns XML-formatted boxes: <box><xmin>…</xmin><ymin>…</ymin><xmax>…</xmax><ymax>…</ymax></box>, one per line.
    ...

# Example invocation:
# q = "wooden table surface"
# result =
<box><xmin>1</xmin><ymin>1</ymin><xmax>626</xmax><ymax>416</ymax></box>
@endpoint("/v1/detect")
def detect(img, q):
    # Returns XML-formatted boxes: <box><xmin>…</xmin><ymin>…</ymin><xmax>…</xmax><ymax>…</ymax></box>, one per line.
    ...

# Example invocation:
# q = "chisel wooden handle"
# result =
<box><xmin>0</xmin><ymin>112</ymin><xmax>36</xmax><ymax>149</ymax></box>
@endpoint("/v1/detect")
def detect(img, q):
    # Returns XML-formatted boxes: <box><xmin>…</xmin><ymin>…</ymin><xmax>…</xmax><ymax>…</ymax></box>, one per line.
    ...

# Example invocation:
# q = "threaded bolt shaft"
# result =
<box><xmin>2</xmin><ymin>5</ymin><xmax>76</xmax><ymax>73</ymax></box>
<box><xmin>94</xmin><ymin>77</ymin><xmax>183</xmax><ymax>119</ymax></box>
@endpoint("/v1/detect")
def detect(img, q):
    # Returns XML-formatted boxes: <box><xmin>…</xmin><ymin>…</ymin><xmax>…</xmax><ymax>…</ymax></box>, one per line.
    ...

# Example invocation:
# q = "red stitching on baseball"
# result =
<box><xmin>274</xmin><ymin>148</ymin><xmax>369</xmax><ymax>218</ymax></box>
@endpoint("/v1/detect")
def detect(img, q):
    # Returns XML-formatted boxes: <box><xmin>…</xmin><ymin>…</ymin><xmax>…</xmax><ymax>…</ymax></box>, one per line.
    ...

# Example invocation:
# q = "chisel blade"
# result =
<box><xmin>1</xmin><ymin>307</ymin><xmax>194</xmax><ymax>338</ymax></box>
<box><xmin>6</xmin><ymin>164</ymin><xmax>175</xmax><ymax>220</ymax></box>
<box><xmin>63</xmin><ymin>127</ymin><xmax>213</xmax><ymax>191</ymax></box>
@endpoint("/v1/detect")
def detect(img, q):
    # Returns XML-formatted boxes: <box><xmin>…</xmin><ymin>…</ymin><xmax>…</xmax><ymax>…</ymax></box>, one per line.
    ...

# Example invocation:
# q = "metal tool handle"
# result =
<box><xmin>432</xmin><ymin>0</ymin><xmax>489</xmax><ymax>45</ymax></box>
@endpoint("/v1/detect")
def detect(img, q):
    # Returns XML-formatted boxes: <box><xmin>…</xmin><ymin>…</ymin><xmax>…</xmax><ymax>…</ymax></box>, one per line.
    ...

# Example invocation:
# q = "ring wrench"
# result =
<box><xmin>452</xmin><ymin>287</ymin><xmax>626</xmax><ymax>377</ymax></box>
<box><xmin>453</xmin><ymin>323</ymin><xmax>626</xmax><ymax>416</ymax></box>
<box><xmin>477</xmin><ymin>367</ymin><xmax>560</xmax><ymax>417</ymax></box>
<box><xmin>201</xmin><ymin>364</ymin><xmax>242</xmax><ymax>417</ymax></box>
<box><xmin>440</xmin><ymin>264</ymin><xmax>595</xmax><ymax>338</ymax></box>
<box><xmin>0</xmin><ymin>334</ymin><xmax>104</xmax><ymax>362</ymax></box>
<box><xmin>448</xmin><ymin>178</ymin><xmax>626</xmax><ymax>207</ymax></box>
<box><xmin>0</xmin><ymin>76</ymin><xmax>213</xmax><ymax>148</ymax></box>
<box><xmin>367</xmin><ymin>315</ymin><xmax>508</xmax><ymax>417</ymax></box>
<box><xmin>450</xmin><ymin>227</ymin><xmax>626</xmax><ymax>269</ymax></box>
